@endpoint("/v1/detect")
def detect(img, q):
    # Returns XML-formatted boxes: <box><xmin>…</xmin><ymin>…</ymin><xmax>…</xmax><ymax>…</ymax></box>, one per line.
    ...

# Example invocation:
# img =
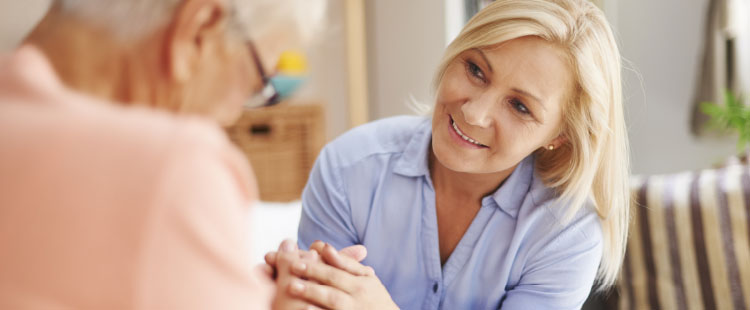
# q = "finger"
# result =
<box><xmin>339</xmin><ymin>245</ymin><xmax>367</xmax><ymax>262</ymax></box>
<box><xmin>288</xmin><ymin>278</ymin><xmax>352</xmax><ymax>310</ymax></box>
<box><xmin>258</xmin><ymin>264</ymin><xmax>275</xmax><ymax>280</ymax></box>
<box><xmin>264</xmin><ymin>251</ymin><xmax>278</xmax><ymax>267</ymax></box>
<box><xmin>310</xmin><ymin>240</ymin><xmax>326</xmax><ymax>254</ymax></box>
<box><xmin>311</xmin><ymin>241</ymin><xmax>367</xmax><ymax>262</ymax></box>
<box><xmin>276</xmin><ymin>248</ymin><xmax>302</xmax><ymax>271</ymax></box>
<box><xmin>321</xmin><ymin>243</ymin><xmax>374</xmax><ymax>277</ymax></box>
<box><xmin>290</xmin><ymin>258</ymin><xmax>359</xmax><ymax>293</ymax></box>
<box><xmin>279</xmin><ymin>239</ymin><xmax>298</xmax><ymax>253</ymax></box>
<box><xmin>275</xmin><ymin>249</ymin><xmax>318</xmax><ymax>281</ymax></box>
<box><xmin>300</xmin><ymin>249</ymin><xmax>320</xmax><ymax>261</ymax></box>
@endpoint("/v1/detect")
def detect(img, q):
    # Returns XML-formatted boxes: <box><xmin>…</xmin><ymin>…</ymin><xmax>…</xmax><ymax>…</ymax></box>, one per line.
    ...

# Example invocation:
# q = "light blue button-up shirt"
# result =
<box><xmin>298</xmin><ymin>116</ymin><xmax>603</xmax><ymax>310</ymax></box>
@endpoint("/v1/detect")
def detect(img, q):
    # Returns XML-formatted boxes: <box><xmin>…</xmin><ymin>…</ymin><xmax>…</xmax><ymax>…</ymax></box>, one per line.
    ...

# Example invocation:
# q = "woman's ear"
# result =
<box><xmin>165</xmin><ymin>0</ymin><xmax>228</xmax><ymax>83</ymax></box>
<box><xmin>547</xmin><ymin>134</ymin><xmax>569</xmax><ymax>150</ymax></box>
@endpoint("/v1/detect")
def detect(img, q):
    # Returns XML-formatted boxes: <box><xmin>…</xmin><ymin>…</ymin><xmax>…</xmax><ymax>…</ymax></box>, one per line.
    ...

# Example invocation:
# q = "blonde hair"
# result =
<box><xmin>435</xmin><ymin>0</ymin><xmax>629</xmax><ymax>289</ymax></box>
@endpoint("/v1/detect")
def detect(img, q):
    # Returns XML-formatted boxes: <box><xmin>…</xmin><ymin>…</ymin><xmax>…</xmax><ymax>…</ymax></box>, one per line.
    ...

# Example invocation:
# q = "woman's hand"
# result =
<box><xmin>278</xmin><ymin>243</ymin><xmax>399</xmax><ymax>310</ymax></box>
<box><xmin>271</xmin><ymin>240</ymin><xmax>327</xmax><ymax>310</ymax></box>
<box><xmin>265</xmin><ymin>240</ymin><xmax>369</xmax><ymax>279</ymax></box>
<box><xmin>269</xmin><ymin>240</ymin><xmax>375</xmax><ymax>310</ymax></box>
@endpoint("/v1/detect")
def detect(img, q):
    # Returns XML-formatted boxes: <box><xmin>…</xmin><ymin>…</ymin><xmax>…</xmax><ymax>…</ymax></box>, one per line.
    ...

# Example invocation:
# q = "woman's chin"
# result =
<box><xmin>432</xmin><ymin>146</ymin><xmax>481</xmax><ymax>174</ymax></box>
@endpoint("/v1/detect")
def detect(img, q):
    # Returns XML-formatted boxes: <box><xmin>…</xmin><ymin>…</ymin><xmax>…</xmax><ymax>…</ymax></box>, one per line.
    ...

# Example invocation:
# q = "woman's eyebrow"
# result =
<box><xmin>472</xmin><ymin>48</ymin><xmax>547</xmax><ymax>112</ymax></box>
<box><xmin>511</xmin><ymin>87</ymin><xmax>547</xmax><ymax>111</ymax></box>
<box><xmin>473</xmin><ymin>48</ymin><xmax>494</xmax><ymax>73</ymax></box>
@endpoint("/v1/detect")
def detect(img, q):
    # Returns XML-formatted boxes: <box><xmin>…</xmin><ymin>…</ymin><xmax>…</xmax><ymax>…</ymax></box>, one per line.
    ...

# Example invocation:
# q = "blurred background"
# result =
<box><xmin>0</xmin><ymin>0</ymin><xmax>742</xmax><ymax>176</ymax></box>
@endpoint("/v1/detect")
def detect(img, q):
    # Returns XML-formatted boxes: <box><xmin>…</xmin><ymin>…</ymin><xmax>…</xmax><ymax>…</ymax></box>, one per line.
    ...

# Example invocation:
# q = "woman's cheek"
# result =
<box><xmin>219</xmin><ymin>57</ymin><xmax>249</xmax><ymax>107</ymax></box>
<box><xmin>494</xmin><ymin>117</ymin><xmax>531</xmax><ymax>154</ymax></box>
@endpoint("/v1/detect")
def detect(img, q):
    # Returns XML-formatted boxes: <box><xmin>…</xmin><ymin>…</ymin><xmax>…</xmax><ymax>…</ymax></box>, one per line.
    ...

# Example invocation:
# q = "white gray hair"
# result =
<box><xmin>54</xmin><ymin>0</ymin><xmax>326</xmax><ymax>42</ymax></box>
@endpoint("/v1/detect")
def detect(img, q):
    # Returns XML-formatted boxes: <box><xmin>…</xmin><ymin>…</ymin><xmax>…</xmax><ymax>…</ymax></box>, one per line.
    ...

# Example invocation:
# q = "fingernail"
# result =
<box><xmin>290</xmin><ymin>280</ymin><xmax>305</xmax><ymax>295</ymax></box>
<box><xmin>292</xmin><ymin>262</ymin><xmax>307</xmax><ymax>273</ymax></box>
<box><xmin>281</xmin><ymin>240</ymin><xmax>295</xmax><ymax>252</ymax></box>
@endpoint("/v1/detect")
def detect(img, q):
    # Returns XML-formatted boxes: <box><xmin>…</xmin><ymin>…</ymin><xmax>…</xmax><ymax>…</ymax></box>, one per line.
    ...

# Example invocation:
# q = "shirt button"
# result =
<box><xmin>432</xmin><ymin>282</ymin><xmax>439</xmax><ymax>293</ymax></box>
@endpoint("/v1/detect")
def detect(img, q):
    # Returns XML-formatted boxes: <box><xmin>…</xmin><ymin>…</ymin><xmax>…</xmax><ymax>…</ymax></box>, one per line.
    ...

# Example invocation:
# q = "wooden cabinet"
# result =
<box><xmin>227</xmin><ymin>104</ymin><xmax>325</xmax><ymax>202</ymax></box>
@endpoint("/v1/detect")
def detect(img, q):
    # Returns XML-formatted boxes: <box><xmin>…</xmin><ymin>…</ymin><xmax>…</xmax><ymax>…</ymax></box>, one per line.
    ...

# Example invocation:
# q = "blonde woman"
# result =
<box><xmin>273</xmin><ymin>0</ymin><xmax>629</xmax><ymax>308</ymax></box>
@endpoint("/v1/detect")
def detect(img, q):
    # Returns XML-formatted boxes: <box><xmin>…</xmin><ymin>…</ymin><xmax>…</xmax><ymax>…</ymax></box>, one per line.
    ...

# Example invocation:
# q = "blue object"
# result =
<box><xmin>297</xmin><ymin>116</ymin><xmax>603</xmax><ymax>310</ymax></box>
<box><xmin>269</xmin><ymin>75</ymin><xmax>306</xmax><ymax>100</ymax></box>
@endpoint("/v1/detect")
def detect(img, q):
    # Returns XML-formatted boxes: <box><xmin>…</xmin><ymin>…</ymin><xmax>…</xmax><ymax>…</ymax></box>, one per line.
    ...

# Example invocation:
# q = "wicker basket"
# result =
<box><xmin>227</xmin><ymin>104</ymin><xmax>325</xmax><ymax>202</ymax></box>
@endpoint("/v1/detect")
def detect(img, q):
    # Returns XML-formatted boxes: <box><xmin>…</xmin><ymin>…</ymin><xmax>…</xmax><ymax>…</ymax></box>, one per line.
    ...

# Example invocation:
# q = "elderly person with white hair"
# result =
<box><xmin>0</xmin><ymin>0</ymin><xmax>337</xmax><ymax>308</ymax></box>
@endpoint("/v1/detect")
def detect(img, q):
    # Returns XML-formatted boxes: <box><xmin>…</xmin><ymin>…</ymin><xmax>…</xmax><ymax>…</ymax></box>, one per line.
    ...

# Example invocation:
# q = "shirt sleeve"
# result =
<box><xmin>500</xmin><ymin>210</ymin><xmax>603</xmax><ymax>310</ymax></box>
<box><xmin>133</xmin><ymin>123</ymin><xmax>273</xmax><ymax>310</ymax></box>
<box><xmin>297</xmin><ymin>145</ymin><xmax>360</xmax><ymax>250</ymax></box>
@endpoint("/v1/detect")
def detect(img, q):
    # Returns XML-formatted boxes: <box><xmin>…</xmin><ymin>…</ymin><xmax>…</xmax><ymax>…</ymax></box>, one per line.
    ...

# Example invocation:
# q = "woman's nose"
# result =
<box><xmin>460</xmin><ymin>96</ymin><xmax>493</xmax><ymax>128</ymax></box>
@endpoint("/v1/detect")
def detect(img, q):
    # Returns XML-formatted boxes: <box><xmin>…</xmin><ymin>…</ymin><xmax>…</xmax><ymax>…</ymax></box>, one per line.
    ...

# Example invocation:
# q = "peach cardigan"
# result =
<box><xmin>0</xmin><ymin>46</ymin><xmax>273</xmax><ymax>309</ymax></box>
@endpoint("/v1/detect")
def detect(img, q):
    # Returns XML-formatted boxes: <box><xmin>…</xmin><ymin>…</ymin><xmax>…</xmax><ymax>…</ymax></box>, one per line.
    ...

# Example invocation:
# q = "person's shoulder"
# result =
<box><xmin>0</xmin><ymin>88</ymin><xmax>254</xmax><ymax>221</ymax></box>
<box><xmin>42</xmin><ymin>95</ymin><xmax>245</xmax><ymax>184</ymax></box>
<box><xmin>92</xmin><ymin>104</ymin><xmax>255</xmax><ymax>202</ymax></box>
<box><xmin>102</xmin><ymin>108</ymin><xmax>233</xmax><ymax>163</ymax></box>
<box><xmin>521</xmin><ymin>174</ymin><xmax>603</xmax><ymax>246</ymax></box>
<box><xmin>322</xmin><ymin>115</ymin><xmax>429</xmax><ymax>167</ymax></box>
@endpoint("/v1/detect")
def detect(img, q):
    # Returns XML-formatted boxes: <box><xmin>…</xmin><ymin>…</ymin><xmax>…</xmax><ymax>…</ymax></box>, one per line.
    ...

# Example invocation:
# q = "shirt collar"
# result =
<box><xmin>488</xmin><ymin>155</ymin><xmax>534</xmax><ymax>218</ymax></box>
<box><xmin>393</xmin><ymin>117</ymin><xmax>433</xmax><ymax>177</ymax></box>
<box><xmin>393</xmin><ymin>117</ymin><xmax>535</xmax><ymax>218</ymax></box>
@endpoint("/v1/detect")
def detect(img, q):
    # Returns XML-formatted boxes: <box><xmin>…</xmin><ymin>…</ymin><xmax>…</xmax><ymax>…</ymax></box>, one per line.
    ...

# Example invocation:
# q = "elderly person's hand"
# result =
<box><xmin>269</xmin><ymin>241</ymin><xmax>319</xmax><ymax>310</ymax></box>
<box><xmin>268</xmin><ymin>240</ymin><xmax>368</xmax><ymax>310</ymax></box>
<box><xmin>274</xmin><ymin>242</ymin><xmax>398</xmax><ymax>310</ymax></box>
<box><xmin>264</xmin><ymin>240</ymin><xmax>370</xmax><ymax>279</ymax></box>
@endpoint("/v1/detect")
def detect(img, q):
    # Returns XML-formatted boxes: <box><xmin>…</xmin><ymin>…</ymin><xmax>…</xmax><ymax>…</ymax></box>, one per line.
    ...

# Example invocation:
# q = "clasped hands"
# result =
<box><xmin>264</xmin><ymin>240</ymin><xmax>399</xmax><ymax>310</ymax></box>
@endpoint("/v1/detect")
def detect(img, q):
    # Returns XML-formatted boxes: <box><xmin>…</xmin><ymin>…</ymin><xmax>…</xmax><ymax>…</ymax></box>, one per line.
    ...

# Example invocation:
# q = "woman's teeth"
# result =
<box><xmin>451</xmin><ymin>119</ymin><xmax>485</xmax><ymax>147</ymax></box>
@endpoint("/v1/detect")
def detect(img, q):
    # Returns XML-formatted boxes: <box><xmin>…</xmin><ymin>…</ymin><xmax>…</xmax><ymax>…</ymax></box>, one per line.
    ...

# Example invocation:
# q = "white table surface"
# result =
<box><xmin>248</xmin><ymin>201</ymin><xmax>303</xmax><ymax>264</ymax></box>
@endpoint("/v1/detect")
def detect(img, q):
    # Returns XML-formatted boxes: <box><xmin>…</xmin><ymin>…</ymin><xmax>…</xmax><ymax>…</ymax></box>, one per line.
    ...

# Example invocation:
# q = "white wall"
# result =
<box><xmin>615</xmin><ymin>0</ymin><xmax>736</xmax><ymax>175</ymax></box>
<box><xmin>296</xmin><ymin>0</ymin><xmax>350</xmax><ymax>140</ymax></box>
<box><xmin>365</xmin><ymin>0</ymin><xmax>447</xmax><ymax>119</ymax></box>
<box><xmin>0</xmin><ymin>0</ymin><xmax>50</xmax><ymax>51</ymax></box>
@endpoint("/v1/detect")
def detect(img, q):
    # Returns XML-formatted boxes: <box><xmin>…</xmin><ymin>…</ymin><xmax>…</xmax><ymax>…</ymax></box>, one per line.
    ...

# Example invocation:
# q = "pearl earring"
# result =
<box><xmin>547</xmin><ymin>145</ymin><xmax>555</xmax><ymax>151</ymax></box>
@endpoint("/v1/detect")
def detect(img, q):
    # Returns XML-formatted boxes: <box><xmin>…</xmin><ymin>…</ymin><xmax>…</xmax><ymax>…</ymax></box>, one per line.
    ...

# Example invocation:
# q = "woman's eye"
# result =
<box><xmin>510</xmin><ymin>98</ymin><xmax>530</xmax><ymax>115</ymax></box>
<box><xmin>465</xmin><ymin>61</ymin><xmax>486</xmax><ymax>82</ymax></box>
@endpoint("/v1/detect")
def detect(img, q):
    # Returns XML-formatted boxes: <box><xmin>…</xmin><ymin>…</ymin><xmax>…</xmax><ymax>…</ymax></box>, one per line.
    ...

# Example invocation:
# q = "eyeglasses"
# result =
<box><xmin>245</xmin><ymin>41</ymin><xmax>280</xmax><ymax>109</ymax></box>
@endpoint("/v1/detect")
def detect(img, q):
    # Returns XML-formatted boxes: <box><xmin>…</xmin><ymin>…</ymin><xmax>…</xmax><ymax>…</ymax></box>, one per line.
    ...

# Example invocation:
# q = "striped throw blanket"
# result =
<box><xmin>619</xmin><ymin>165</ymin><xmax>750</xmax><ymax>309</ymax></box>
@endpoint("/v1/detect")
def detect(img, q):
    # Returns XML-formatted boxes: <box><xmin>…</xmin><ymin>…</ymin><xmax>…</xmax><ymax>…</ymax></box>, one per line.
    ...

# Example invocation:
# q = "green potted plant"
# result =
<box><xmin>700</xmin><ymin>89</ymin><xmax>749</xmax><ymax>164</ymax></box>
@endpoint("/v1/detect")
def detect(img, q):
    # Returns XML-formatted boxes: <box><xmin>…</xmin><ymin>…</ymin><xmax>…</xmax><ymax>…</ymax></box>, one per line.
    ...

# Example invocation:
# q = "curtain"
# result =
<box><xmin>692</xmin><ymin>0</ymin><xmax>750</xmax><ymax>134</ymax></box>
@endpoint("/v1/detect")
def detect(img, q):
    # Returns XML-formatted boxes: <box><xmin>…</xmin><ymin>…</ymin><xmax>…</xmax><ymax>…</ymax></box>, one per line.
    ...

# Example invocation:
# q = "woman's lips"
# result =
<box><xmin>448</xmin><ymin>115</ymin><xmax>489</xmax><ymax>148</ymax></box>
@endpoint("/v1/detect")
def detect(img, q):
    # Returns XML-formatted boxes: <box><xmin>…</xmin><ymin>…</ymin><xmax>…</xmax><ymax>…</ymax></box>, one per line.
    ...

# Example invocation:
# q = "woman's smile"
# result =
<box><xmin>448</xmin><ymin>115</ymin><xmax>489</xmax><ymax>149</ymax></box>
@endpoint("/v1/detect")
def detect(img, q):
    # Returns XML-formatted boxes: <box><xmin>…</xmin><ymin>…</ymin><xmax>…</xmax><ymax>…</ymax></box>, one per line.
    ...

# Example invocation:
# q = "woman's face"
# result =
<box><xmin>431</xmin><ymin>36</ymin><xmax>573</xmax><ymax>175</ymax></box>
